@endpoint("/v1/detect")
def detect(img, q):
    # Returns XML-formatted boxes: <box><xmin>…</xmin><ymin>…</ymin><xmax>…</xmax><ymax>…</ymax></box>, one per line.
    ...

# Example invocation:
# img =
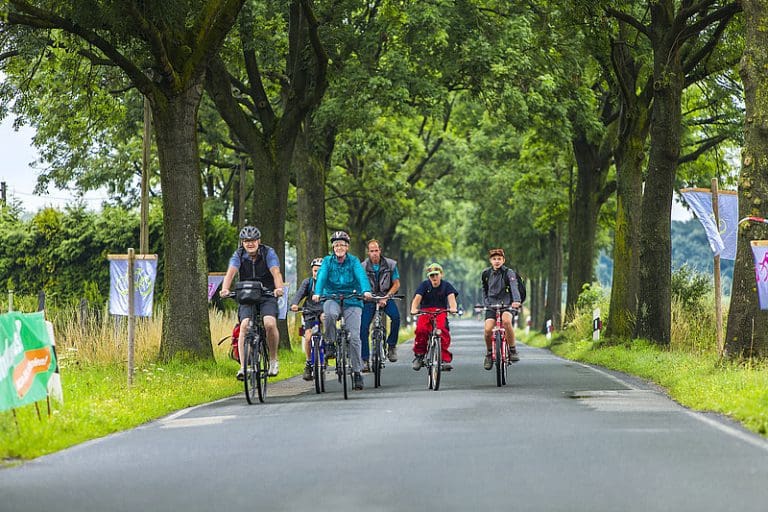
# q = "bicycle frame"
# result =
<box><xmin>477</xmin><ymin>303</ymin><xmax>516</xmax><ymax>387</ymax></box>
<box><xmin>319</xmin><ymin>293</ymin><xmax>364</xmax><ymax>400</ymax></box>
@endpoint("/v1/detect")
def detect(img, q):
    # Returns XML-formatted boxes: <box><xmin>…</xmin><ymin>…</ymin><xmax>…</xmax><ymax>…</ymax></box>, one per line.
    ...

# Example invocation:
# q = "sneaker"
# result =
<box><xmin>236</xmin><ymin>368</ymin><xmax>245</xmax><ymax>381</ymax></box>
<box><xmin>483</xmin><ymin>352</ymin><xmax>493</xmax><ymax>370</ymax></box>
<box><xmin>509</xmin><ymin>346</ymin><xmax>520</xmax><ymax>363</ymax></box>
<box><xmin>362</xmin><ymin>360</ymin><xmax>371</xmax><ymax>373</ymax></box>
<box><xmin>353</xmin><ymin>372</ymin><xmax>364</xmax><ymax>390</ymax></box>
<box><xmin>302</xmin><ymin>363</ymin><xmax>313</xmax><ymax>381</ymax></box>
<box><xmin>268</xmin><ymin>360</ymin><xmax>279</xmax><ymax>376</ymax></box>
<box><xmin>412</xmin><ymin>354</ymin><xmax>425</xmax><ymax>371</ymax></box>
<box><xmin>442</xmin><ymin>362</ymin><xmax>453</xmax><ymax>371</ymax></box>
<box><xmin>387</xmin><ymin>345</ymin><xmax>398</xmax><ymax>362</ymax></box>
<box><xmin>325</xmin><ymin>344</ymin><xmax>336</xmax><ymax>359</ymax></box>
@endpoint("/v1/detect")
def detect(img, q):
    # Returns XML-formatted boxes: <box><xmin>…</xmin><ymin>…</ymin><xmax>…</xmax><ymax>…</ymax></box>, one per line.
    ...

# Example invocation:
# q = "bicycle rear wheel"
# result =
<box><xmin>243</xmin><ymin>335</ymin><xmax>258</xmax><ymax>404</ymax></box>
<box><xmin>372</xmin><ymin>330</ymin><xmax>383</xmax><ymax>388</ymax></box>
<box><xmin>495</xmin><ymin>331</ymin><xmax>503</xmax><ymax>387</ymax></box>
<box><xmin>256</xmin><ymin>336</ymin><xmax>269</xmax><ymax>402</ymax></box>
<box><xmin>501</xmin><ymin>340</ymin><xmax>508</xmax><ymax>386</ymax></box>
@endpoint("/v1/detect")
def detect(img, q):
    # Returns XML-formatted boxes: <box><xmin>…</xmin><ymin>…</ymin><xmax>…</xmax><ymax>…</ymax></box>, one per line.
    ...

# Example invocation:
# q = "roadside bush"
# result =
<box><xmin>671</xmin><ymin>264</ymin><xmax>712</xmax><ymax>315</ymax></box>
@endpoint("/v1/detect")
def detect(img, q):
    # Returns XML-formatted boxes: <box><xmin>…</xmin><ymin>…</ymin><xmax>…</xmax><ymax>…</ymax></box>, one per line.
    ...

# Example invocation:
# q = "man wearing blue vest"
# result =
<box><xmin>360</xmin><ymin>239</ymin><xmax>401</xmax><ymax>370</ymax></box>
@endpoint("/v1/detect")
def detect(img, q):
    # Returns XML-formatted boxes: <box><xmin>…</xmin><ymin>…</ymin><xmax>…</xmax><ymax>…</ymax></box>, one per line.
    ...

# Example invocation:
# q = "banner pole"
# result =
<box><xmin>127</xmin><ymin>248</ymin><xmax>136</xmax><ymax>387</ymax></box>
<box><xmin>711</xmin><ymin>178</ymin><xmax>724</xmax><ymax>356</ymax></box>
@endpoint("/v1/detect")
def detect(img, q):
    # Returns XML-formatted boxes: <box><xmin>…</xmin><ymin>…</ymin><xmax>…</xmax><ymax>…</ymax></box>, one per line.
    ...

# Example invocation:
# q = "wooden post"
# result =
<box><xmin>8</xmin><ymin>289</ymin><xmax>12</xmax><ymax>312</ymax></box>
<box><xmin>712</xmin><ymin>178</ymin><xmax>724</xmax><ymax>356</ymax></box>
<box><xmin>140</xmin><ymin>97</ymin><xmax>152</xmax><ymax>255</ymax></box>
<box><xmin>127</xmin><ymin>248</ymin><xmax>136</xmax><ymax>386</ymax></box>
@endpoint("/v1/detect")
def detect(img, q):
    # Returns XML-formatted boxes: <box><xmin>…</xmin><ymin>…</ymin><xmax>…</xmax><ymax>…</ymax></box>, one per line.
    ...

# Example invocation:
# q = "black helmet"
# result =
<box><xmin>239</xmin><ymin>226</ymin><xmax>261</xmax><ymax>240</ymax></box>
<box><xmin>310</xmin><ymin>257</ymin><xmax>323</xmax><ymax>267</ymax></box>
<box><xmin>330</xmin><ymin>230</ymin><xmax>351</xmax><ymax>244</ymax></box>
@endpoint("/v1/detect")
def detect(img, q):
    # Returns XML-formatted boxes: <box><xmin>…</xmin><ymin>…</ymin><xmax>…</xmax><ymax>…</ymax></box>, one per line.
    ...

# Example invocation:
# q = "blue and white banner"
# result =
<box><xmin>680</xmin><ymin>189</ymin><xmax>738</xmax><ymax>260</ymax></box>
<box><xmin>278</xmin><ymin>286</ymin><xmax>289</xmax><ymax>320</ymax></box>
<box><xmin>751</xmin><ymin>241</ymin><xmax>768</xmax><ymax>310</ymax></box>
<box><xmin>109</xmin><ymin>258</ymin><xmax>158</xmax><ymax>317</ymax></box>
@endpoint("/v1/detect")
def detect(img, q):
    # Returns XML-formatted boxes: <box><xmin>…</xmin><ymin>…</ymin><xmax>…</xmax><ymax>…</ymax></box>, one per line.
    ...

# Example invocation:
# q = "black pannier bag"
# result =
<box><xmin>236</xmin><ymin>281</ymin><xmax>264</xmax><ymax>304</ymax></box>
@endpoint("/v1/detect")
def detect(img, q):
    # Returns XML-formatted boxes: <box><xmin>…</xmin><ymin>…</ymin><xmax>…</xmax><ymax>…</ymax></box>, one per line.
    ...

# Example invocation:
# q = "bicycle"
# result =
<box><xmin>366</xmin><ymin>294</ymin><xmax>404</xmax><ymax>388</ymax></box>
<box><xmin>225</xmin><ymin>281</ymin><xmax>273</xmax><ymax>404</ymax></box>
<box><xmin>296</xmin><ymin>308</ymin><xmax>326</xmax><ymax>394</ymax></box>
<box><xmin>414</xmin><ymin>308</ymin><xmax>453</xmax><ymax>391</ymax></box>
<box><xmin>476</xmin><ymin>303</ymin><xmax>518</xmax><ymax>387</ymax></box>
<box><xmin>319</xmin><ymin>293</ymin><xmax>365</xmax><ymax>400</ymax></box>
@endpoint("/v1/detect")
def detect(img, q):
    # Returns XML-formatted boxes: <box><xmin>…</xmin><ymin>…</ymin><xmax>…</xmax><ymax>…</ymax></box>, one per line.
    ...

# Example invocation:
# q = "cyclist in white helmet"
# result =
<box><xmin>312</xmin><ymin>231</ymin><xmax>372</xmax><ymax>390</ymax></box>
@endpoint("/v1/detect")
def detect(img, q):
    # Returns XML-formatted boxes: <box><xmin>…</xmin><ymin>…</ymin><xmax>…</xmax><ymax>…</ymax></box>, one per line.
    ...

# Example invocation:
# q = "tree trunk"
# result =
<box><xmin>546</xmin><ymin>226</ymin><xmax>563</xmax><ymax>329</ymax></box>
<box><xmin>566</xmin><ymin>131</ymin><xmax>614</xmax><ymax>317</ymax></box>
<box><xmin>606</xmin><ymin>29</ymin><xmax>652</xmax><ymax>339</ymax></box>
<box><xmin>154</xmin><ymin>85</ymin><xmax>213</xmax><ymax>361</ymax></box>
<box><xmin>635</xmin><ymin>11</ymin><xmax>684</xmax><ymax>345</ymax></box>
<box><xmin>294</xmin><ymin>117</ymin><xmax>331</xmax><ymax>285</ymax></box>
<box><xmin>725</xmin><ymin>0</ymin><xmax>768</xmax><ymax>357</ymax></box>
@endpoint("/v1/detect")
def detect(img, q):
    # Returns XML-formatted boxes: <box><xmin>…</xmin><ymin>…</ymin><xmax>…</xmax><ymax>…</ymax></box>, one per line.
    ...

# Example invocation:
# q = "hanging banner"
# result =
<box><xmin>278</xmin><ymin>286</ymin><xmax>289</xmax><ymax>320</ymax></box>
<box><xmin>680</xmin><ymin>189</ymin><xmax>738</xmax><ymax>260</ymax></box>
<box><xmin>108</xmin><ymin>255</ymin><xmax>158</xmax><ymax>317</ymax></box>
<box><xmin>0</xmin><ymin>311</ymin><xmax>57</xmax><ymax>412</ymax></box>
<box><xmin>208</xmin><ymin>273</ymin><xmax>225</xmax><ymax>301</ymax></box>
<box><xmin>751</xmin><ymin>241</ymin><xmax>768</xmax><ymax>310</ymax></box>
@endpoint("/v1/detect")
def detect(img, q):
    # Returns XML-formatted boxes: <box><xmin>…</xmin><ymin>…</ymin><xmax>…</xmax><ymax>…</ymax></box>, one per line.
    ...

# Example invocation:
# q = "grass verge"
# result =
<box><xmin>524</xmin><ymin>332</ymin><xmax>768</xmax><ymax>437</ymax></box>
<box><xmin>0</xmin><ymin>348</ymin><xmax>306</xmax><ymax>464</ymax></box>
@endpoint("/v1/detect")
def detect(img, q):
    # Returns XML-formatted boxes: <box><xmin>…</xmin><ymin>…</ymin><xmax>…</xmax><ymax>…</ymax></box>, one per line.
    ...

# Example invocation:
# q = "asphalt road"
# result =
<box><xmin>3</xmin><ymin>319</ymin><xmax>768</xmax><ymax>512</ymax></box>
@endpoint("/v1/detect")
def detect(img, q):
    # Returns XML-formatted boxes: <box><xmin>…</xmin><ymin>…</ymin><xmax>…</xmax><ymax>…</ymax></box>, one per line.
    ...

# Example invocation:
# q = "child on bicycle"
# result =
<box><xmin>311</xmin><ymin>231</ymin><xmax>372</xmax><ymax>390</ymax></box>
<box><xmin>409</xmin><ymin>262</ymin><xmax>459</xmax><ymax>371</ymax></box>
<box><xmin>290</xmin><ymin>258</ymin><xmax>324</xmax><ymax>381</ymax></box>
<box><xmin>481</xmin><ymin>248</ymin><xmax>522</xmax><ymax>369</ymax></box>
<box><xmin>220</xmin><ymin>226</ymin><xmax>285</xmax><ymax>380</ymax></box>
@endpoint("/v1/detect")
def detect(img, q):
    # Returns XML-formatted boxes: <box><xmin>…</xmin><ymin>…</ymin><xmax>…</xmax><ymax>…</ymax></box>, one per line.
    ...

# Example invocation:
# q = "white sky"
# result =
<box><xmin>0</xmin><ymin>116</ymin><xmax>106</xmax><ymax>212</ymax></box>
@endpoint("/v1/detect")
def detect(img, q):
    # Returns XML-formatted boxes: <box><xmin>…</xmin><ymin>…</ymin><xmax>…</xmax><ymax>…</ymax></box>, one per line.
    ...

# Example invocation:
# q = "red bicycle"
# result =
<box><xmin>476</xmin><ymin>304</ymin><xmax>517</xmax><ymax>387</ymax></box>
<box><xmin>415</xmin><ymin>309</ymin><xmax>453</xmax><ymax>390</ymax></box>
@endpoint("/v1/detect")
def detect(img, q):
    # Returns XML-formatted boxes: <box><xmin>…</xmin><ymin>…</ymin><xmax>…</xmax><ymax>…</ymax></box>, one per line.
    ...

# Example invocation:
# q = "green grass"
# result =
<box><xmin>0</xmin><ymin>348</ymin><xmax>306</xmax><ymax>463</ymax></box>
<box><xmin>524</xmin><ymin>332</ymin><xmax>768</xmax><ymax>436</ymax></box>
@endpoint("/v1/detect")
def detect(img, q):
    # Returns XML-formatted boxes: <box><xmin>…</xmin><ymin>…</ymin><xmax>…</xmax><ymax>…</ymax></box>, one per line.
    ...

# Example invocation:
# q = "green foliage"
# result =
<box><xmin>576</xmin><ymin>282</ymin><xmax>605</xmax><ymax>311</ymax></box>
<box><xmin>671</xmin><ymin>264</ymin><xmax>713</xmax><ymax>315</ymax></box>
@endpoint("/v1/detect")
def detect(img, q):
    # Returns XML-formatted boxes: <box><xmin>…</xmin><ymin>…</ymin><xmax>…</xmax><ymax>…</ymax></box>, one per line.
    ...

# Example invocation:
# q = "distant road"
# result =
<box><xmin>3</xmin><ymin>319</ymin><xmax>768</xmax><ymax>512</ymax></box>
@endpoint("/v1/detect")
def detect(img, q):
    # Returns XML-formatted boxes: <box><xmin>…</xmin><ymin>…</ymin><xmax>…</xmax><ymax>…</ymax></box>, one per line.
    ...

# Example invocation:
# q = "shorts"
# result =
<box><xmin>485</xmin><ymin>309</ymin><xmax>513</xmax><ymax>321</ymax></box>
<box><xmin>238</xmin><ymin>296</ymin><xmax>278</xmax><ymax>323</ymax></box>
<box><xmin>301</xmin><ymin>311</ymin><xmax>322</xmax><ymax>330</ymax></box>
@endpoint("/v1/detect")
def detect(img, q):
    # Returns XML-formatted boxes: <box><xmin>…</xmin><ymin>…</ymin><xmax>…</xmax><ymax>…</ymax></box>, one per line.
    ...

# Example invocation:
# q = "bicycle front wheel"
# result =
<box><xmin>243</xmin><ymin>335</ymin><xmax>258</xmax><ymax>404</ymax></box>
<box><xmin>429</xmin><ymin>335</ymin><xmax>441</xmax><ymax>391</ymax></box>
<box><xmin>312</xmin><ymin>336</ymin><xmax>322</xmax><ymax>394</ymax></box>
<box><xmin>495</xmin><ymin>331</ymin><xmax>503</xmax><ymax>387</ymax></box>
<box><xmin>340</xmin><ymin>332</ymin><xmax>349</xmax><ymax>400</ymax></box>
<box><xmin>372</xmin><ymin>330</ymin><xmax>383</xmax><ymax>388</ymax></box>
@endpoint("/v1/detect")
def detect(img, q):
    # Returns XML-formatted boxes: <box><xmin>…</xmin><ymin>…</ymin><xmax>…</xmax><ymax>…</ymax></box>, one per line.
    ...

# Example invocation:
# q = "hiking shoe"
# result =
<box><xmin>236</xmin><ymin>368</ymin><xmax>245</xmax><ymax>381</ymax></box>
<box><xmin>442</xmin><ymin>362</ymin><xmax>453</xmax><ymax>371</ymax></box>
<box><xmin>387</xmin><ymin>345</ymin><xmax>398</xmax><ymax>362</ymax></box>
<box><xmin>483</xmin><ymin>352</ymin><xmax>493</xmax><ymax>370</ymax></box>
<box><xmin>362</xmin><ymin>360</ymin><xmax>371</xmax><ymax>373</ymax></box>
<box><xmin>353</xmin><ymin>372</ymin><xmax>364</xmax><ymax>390</ymax></box>
<box><xmin>268</xmin><ymin>360</ymin><xmax>279</xmax><ymax>376</ymax></box>
<box><xmin>509</xmin><ymin>346</ymin><xmax>520</xmax><ymax>362</ymax></box>
<box><xmin>412</xmin><ymin>354</ymin><xmax>425</xmax><ymax>371</ymax></box>
<box><xmin>302</xmin><ymin>363</ymin><xmax>313</xmax><ymax>381</ymax></box>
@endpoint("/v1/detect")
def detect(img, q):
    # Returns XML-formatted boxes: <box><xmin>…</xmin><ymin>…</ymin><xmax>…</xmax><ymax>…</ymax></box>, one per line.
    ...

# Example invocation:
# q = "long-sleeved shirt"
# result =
<box><xmin>314</xmin><ymin>253</ymin><xmax>371</xmax><ymax>309</ymax></box>
<box><xmin>290</xmin><ymin>278</ymin><xmax>323</xmax><ymax>314</ymax></box>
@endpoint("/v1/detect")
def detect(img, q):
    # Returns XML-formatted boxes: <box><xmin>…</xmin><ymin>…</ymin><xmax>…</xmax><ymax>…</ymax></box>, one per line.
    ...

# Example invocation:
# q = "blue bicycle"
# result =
<box><xmin>297</xmin><ymin>308</ymin><xmax>327</xmax><ymax>394</ymax></box>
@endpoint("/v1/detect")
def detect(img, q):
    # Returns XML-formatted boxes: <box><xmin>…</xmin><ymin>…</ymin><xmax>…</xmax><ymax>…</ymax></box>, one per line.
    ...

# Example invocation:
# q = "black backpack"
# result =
<box><xmin>482</xmin><ymin>266</ymin><xmax>526</xmax><ymax>303</ymax></box>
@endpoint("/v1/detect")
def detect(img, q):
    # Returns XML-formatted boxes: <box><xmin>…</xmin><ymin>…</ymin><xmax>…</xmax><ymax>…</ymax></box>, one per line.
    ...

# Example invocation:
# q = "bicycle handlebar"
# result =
<box><xmin>222</xmin><ymin>289</ymin><xmax>276</xmax><ymax>299</ymax></box>
<box><xmin>413</xmin><ymin>308</ymin><xmax>457</xmax><ymax>316</ymax></box>
<box><xmin>474</xmin><ymin>304</ymin><xmax>520</xmax><ymax>313</ymax></box>
<box><xmin>366</xmin><ymin>294</ymin><xmax>405</xmax><ymax>301</ymax></box>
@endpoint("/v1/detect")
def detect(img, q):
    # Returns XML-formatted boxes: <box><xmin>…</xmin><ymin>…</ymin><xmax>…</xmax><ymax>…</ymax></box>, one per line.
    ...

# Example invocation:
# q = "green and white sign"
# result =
<box><xmin>0</xmin><ymin>311</ymin><xmax>57</xmax><ymax>411</ymax></box>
